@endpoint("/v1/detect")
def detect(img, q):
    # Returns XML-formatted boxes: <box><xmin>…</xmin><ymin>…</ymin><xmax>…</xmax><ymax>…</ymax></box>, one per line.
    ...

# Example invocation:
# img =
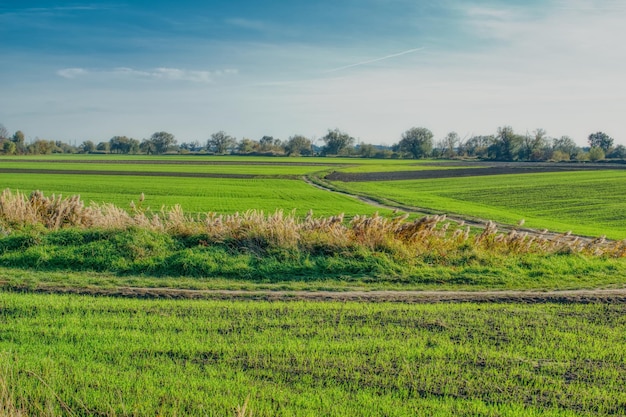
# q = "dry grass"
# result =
<box><xmin>0</xmin><ymin>360</ymin><xmax>26</xmax><ymax>417</ymax></box>
<box><xmin>1</xmin><ymin>189</ymin><xmax>624</xmax><ymax>258</ymax></box>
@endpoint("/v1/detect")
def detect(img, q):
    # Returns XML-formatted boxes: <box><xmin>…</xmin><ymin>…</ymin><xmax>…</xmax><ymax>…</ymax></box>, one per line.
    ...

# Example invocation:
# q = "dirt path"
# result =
<box><xmin>15</xmin><ymin>285</ymin><xmax>626</xmax><ymax>303</ymax></box>
<box><xmin>303</xmin><ymin>176</ymin><xmax>594</xmax><ymax>241</ymax></box>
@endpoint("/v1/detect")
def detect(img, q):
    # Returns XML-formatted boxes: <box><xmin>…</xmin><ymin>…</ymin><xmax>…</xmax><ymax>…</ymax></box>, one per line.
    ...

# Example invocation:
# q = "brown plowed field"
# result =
<box><xmin>326</xmin><ymin>162</ymin><xmax>626</xmax><ymax>182</ymax></box>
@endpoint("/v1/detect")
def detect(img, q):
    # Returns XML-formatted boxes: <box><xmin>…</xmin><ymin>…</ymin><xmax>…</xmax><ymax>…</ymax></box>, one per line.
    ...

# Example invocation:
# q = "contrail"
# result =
<box><xmin>324</xmin><ymin>47</ymin><xmax>425</xmax><ymax>73</ymax></box>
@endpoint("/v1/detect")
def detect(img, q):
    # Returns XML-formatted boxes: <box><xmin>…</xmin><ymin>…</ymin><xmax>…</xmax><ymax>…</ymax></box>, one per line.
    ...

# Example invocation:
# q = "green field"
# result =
<box><xmin>3</xmin><ymin>155</ymin><xmax>625</xmax><ymax>239</ymax></box>
<box><xmin>329</xmin><ymin>170</ymin><xmax>626</xmax><ymax>239</ymax></box>
<box><xmin>0</xmin><ymin>173</ymin><xmax>387</xmax><ymax>217</ymax></box>
<box><xmin>0</xmin><ymin>160</ymin><xmax>336</xmax><ymax>176</ymax></box>
<box><xmin>0</xmin><ymin>156</ymin><xmax>475</xmax><ymax>174</ymax></box>
<box><xmin>2</xmin><ymin>292</ymin><xmax>625</xmax><ymax>416</ymax></box>
<box><xmin>1</xmin><ymin>155</ymin><xmax>626</xmax><ymax>416</ymax></box>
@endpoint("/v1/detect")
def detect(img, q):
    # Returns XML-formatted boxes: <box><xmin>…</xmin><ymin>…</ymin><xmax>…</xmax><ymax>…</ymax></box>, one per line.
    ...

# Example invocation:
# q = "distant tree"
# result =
<box><xmin>488</xmin><ymin>126</ymin><xmax>522</xmax><ymax>161</ymax></box>
<box><xmin>607</xmin><ymin>144</ymin><xmax>626</xmax><ymax>160</ymax></box>
<box><xmin>79</xmin><ymin>140</ymin><xmax>96</xmax><ymax>153</ymax></box>
<box><xmin>552</xmin><ymin>136</ymin><xmax>579</xmax><ymax>160</ymax></box>
<box><xmin>357</xmin><ymin>143</ymin><xmax>377</xmax><ymax>158</ymax></box>
<box><xmin>150</xmin><ymin>131</ymin><xmax>176</xmax><ymax>154</ymax></box>
<box><xmin>180</xmin><ymin>141</ymin><xmax>202</xmax><ymax>152</ymax></box>
<box><xmin>140</xmin><ymin>139</ymin><xmax>156</xmax><ymax>155</ymax></box>
<box><xmin>128</xmin><ymin>138</ymin><xmax>140</xmax><ymax>154</ymax></box>
<box><xmin>464</xmin><ymin>135</ymin><xmax>493</xmax><ymax>158</ymax></box>
<box><xmin>520</xmin><ymin>129</ymin><xmax>549</xmax><ymax>161</ymax></box>
<box><xmin>441</xmin><ymin>131</ymin><xmax>460</xmax><ymax>158</ymax></box>
<box><xmin>27</xmin><ymin>139</ymin><xmax>59</xmax><ymax>155</ymax></box>
<box><xmin>588</xmin><ymin>147</ymin><xmax>605</xmax><ymax>162</ymax></box>
<box><xmin>3</xmin><ymin>141</ymin><xmax>16</xmax><ymax>155</ymax></box>
<box><xmin>321</xmin><ymin>129</ymin><xmax>355</xmax><ymax>156</ymax></box>
<box><xmin>258</xmin><ymin>135</ymin><xmax>284</xmax><ymax>154</ymax></box>
<box><xmin>259</xmin><ymin>136</ymin><xmax>275</xmax><ymax>151</ymax></box>
<box><xmin>0</xmin><ymin>124</ymin><xmax>8</xmax><ymax>140</ymax></box>
<box><xmin>109</xmin><ymin>136</ymin><xmax>136</xmax><ymax>154</ymax></box>
<box><xmin>236</xmin><ymin>138</ymin><xmax>258</xmax><ymax>154</ymax></box>
<box><xmin>575</xmin><ymin>150</ymin><xmax>590</xmax><ymax>162</ymax></box>
<box><xmin>56</xmin><ymin>141</ymin><xmax>77</xmax><ymax>154</ymax></box>
<box><xmin>397</xmin><ymin>127</ymin><xmax>433</xmax><ymax>159</ymax></box>
<box><xmin>11</xmin><ymin>131</ymin><xmax>26</xmax><ymax>154</ymax></box>
<box><xmin>551</xmin><ymin>150</ymin><xmax>571</xmax><ymax>162</ymax></box>
<box><xmin>588</xmin><ymin>132</ymin><xmax>614</xmax><ymax>153</ymax></box>
<box><xmin>207</xmin><ymin>131</ymin><xmax>236</xmax><ymax>154</ymax></box>
<box><xmin>285</xmin><ymin>135</ymin><xmax>313</xmax><ymax>156</ymax></box>
<box><xmin>96</xmin><ymin>141</ymin><xmax>110</xmax><ymax>153</ymax></box>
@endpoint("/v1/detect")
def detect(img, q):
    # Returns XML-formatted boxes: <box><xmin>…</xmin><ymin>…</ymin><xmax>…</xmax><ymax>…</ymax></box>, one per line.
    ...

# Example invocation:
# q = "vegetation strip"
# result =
<box><xmin>0</xmin><ymin>158</ymin><xmax>336</xmax><ymax>166</ymax></box>
<box><xmin>8</xmin><ymin>286</ymin><xmax>626</xmax><ymax>303</ymax></box>
<box><xmin>0</xmin><ymin>168</ymin><xmax>295</xmax><ymax>179</ymax></box>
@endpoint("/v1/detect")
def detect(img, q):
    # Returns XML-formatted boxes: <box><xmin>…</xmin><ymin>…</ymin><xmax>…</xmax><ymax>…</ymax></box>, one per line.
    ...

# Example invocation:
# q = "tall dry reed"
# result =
<box><xmin>0</xmin><ymin>189</ymin><xmax>623</xmax><ymax>257</ymax></box>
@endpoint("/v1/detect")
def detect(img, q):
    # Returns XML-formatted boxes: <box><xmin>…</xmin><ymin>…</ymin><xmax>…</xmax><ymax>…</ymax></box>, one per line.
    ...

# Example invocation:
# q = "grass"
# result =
<box><xmin>0</xmin><ymin>161</ymin><xmax>338</xmax><ymax>176</ymax></box>
<box><xmin>0</xmin><ymin>190</ymin><xmax>624</xmax><ymax>291</ymax></box>
<box><xmin>0</xmin><ymin>157</ymin><xmax>625</xmax><ymax>416</ymax></box>
<box><xmin>1</xmin><ymin>292</ymin><xmax>625</xmax><ymax>416</ymax></box>
<box><xmin>0</xmin><ymin>155</ymin><xmax>474</xmax><ymax>175</ymax></box>
<box><xmin>329</xmin><ymin>170</ymin><xmax>626</xmax><ymax>239</ymax></box>
<box><xmin>0</xmin><ymin>174</ymin><xmax>386</xmax><ymax>217</ymax></box>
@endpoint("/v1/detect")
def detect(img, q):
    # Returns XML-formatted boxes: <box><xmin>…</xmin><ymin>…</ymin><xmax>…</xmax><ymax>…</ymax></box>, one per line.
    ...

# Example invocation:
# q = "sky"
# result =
<box><xmin>1</xmin><ymin>0</ymin><xmax>625</xmax><ymax>147</ymax></box>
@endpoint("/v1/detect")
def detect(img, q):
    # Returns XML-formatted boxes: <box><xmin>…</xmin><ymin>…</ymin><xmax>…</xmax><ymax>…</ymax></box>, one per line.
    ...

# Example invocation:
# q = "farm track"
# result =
<box><xmin>8</xmin><ymin>284</ymin><xmax>626</xmax><ymax>303</ymax></box>
<box><xmin>304</xmin><ymin>176</ymin><xmax>597</xmax><ymax>241</ymax></box>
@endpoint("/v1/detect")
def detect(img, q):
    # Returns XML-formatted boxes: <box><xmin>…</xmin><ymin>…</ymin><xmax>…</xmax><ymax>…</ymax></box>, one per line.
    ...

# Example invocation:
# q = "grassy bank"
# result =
<box><xmin>0</xmin><ymin>190</ymin><xmax>625</xmax><ymax>291</ymax></box>
<box><xmin>1</xmin><ymin>292</ymin><xmax>625</xmax><ymax>416</ymax></box>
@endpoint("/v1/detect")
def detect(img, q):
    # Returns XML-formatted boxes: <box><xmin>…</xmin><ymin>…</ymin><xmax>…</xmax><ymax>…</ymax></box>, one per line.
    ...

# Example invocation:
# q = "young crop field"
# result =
<box><xmin>328</xmin><ymin>170</ymin><xmax>626</xmax><ymax>239</ymax></box>
<box><xmin>1</xmin><ymin>292</ymin><xmax>624</xmax><ymax>416</ymax></box>
<box><xmin>0</xmin><ymin>172</ymin><xmax>387</xmax><ymax>217</ymax></box>
<box><xmin>0</xmin><ymin>160</ymin><xmax>336</xmax><ymax>176</ymax></box>
<box><xmin>0</xmin><ymin>156</ymin><xmax>462</xmax><ymax>175</ymax></box>
<box><xmin>0</xmin><ymin>156</ymin><xmax>625</xmax><ymax>416</ymax></box>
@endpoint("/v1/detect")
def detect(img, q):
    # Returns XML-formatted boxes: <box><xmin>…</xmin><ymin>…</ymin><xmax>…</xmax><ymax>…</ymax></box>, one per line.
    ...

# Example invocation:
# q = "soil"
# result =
<box><xmin>11</xmin><ymin>285</ymin><xmax>626</xmax><ymax>303</ymax></box>
<box><xmin>325</xmin><ymin>162</ymin><xmax>626</xmax><ymax>182</ymax></box>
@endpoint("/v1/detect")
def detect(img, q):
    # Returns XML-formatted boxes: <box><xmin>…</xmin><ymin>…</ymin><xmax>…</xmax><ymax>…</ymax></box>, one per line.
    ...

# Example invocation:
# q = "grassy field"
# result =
<box><xmin>0</xmin><ymin>173</ymin><xmax>387</xmax><ymax>217</ymax></box>
<box><xmin>0</xmin><ymin>156</ymin><xmax>465</xmax><ymax>177</ymax></box>
<box><xmin>1</xmin><ymin>292</ymin><xmax>625</xmax><ymax>416</ymax></box>
<box><xmin>329</xmin><ymin>170</ymin><xmax>626</xmax><ymax>239</ymax></box>
<box><xmin>0</xmin><ymin>160</ymin><xmax>337</xmax><ymax>176</ymax></box>
<box><xmin>1</xmin><ymin>155</ymin><xmax>625</xmax><ymax>416</ymax></box>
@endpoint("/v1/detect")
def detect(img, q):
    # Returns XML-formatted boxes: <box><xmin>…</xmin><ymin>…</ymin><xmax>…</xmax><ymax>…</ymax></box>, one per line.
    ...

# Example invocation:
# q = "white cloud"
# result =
<box><xmin>56</xmin><ymin>67</ymin><xmax>238</xmax><ymax>83</ymax></box>
<box><xmin>56</xmin><ymin>68</ymin><xmax>89</xmax><ymax>79</ymax></box>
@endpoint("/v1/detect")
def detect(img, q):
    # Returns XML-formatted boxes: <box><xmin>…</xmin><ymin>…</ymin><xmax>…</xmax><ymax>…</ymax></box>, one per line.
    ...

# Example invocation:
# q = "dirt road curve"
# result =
<box><xmin>20</xmin><ymin>286</ymin><xmax>626</xmax><ymax>303</ymax></box>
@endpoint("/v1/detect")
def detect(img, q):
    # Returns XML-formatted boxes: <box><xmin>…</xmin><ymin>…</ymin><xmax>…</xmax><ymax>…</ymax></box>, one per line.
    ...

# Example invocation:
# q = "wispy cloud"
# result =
<box><xmin>57</xmin><ymin>68</ymin><xmax>89</xmax><ymax>79</ymax></box>
<box><xmin>24</xmin><ymin>6</ymin><xmax>104</xmax><ymax>12</ymax></box>
<box><xmin>324</xmin><ymin>47</ymin><xmax>425</xmax><ymax>73</ymax></box>
<box><xmin>56</xmin><ymin>67</ymin><xmax>238</xmax><ymax>83</ymax></box>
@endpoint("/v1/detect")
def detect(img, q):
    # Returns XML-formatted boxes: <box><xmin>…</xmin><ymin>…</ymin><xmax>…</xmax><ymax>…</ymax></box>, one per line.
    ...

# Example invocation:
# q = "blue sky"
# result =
<box><xmin>1</xmin><ymin>0</ymin><xmax>625</xmax><ymax>146</ymax></box>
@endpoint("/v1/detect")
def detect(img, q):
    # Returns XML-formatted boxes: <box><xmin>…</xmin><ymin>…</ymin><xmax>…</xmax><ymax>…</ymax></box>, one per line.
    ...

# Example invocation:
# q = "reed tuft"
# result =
<box><xmin>0</xmin><ymin>189</ymin><xmax>622</xmax><ymax>258</ymax></box>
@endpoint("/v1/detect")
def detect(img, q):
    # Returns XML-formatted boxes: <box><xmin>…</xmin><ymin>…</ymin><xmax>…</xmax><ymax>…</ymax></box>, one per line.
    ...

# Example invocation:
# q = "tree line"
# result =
<box><xmin>0</xmin><ymin>123</ymin><xmax>623</xmax><ymax>162</ymax></box>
